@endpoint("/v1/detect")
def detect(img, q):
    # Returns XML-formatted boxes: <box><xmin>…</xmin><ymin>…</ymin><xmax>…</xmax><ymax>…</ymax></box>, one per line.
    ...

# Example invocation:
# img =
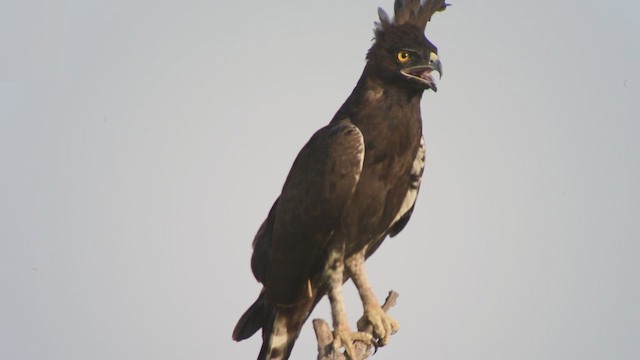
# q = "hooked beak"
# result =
<box><xmin>430</xmin><ymin>53</ymin><xmax>443</xmax><ymax>79</ymax></box>
<box><xmin>400</xmin><ymin>52</ymin><xmax>443</xmax><ymax>92</ymax></box>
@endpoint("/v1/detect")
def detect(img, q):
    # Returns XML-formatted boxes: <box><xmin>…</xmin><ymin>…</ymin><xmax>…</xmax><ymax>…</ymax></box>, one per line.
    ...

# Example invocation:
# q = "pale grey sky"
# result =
<box><xmin>1</xmin><ymin>1</ymin><xmax>639</xmax><ymax>359</ymax></box>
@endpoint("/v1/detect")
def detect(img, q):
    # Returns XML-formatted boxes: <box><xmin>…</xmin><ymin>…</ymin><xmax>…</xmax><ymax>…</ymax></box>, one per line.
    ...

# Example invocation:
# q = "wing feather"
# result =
<box><xmin>264</xmin><ymin>120</ymin><xmax>364</xmax><ymax>306</ymax></box>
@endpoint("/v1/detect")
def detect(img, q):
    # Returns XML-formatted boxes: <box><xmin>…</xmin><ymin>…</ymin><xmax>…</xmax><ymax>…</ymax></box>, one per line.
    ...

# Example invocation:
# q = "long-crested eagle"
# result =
<box><xmin>233</xmin><ymin>1</ymin><xmax>448</xmax><ymax>359</ymax></box>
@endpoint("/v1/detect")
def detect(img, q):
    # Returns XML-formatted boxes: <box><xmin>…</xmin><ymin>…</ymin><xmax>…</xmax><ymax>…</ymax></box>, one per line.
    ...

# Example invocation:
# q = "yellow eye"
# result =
<box><xmin>397</xmin><ymin>51</ymin><xmax>410</xmax><ymax>63</ymax></box>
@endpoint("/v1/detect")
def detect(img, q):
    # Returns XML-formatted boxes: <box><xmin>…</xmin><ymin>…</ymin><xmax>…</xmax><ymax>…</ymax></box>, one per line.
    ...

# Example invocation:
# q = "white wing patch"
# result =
<box><xmin>351</xmin><ymin>125</ymin><xmax>365</xmax><ymax>186</ymax></box>
<box><xmin>340</xmin><ymin>121</ymin><xmax>365</xmax><ymax>189</ymax></box>
<box><xmin>390</xmin><ymin>136</ymin><xmax>426</xmax><ymax>226</ymax></box>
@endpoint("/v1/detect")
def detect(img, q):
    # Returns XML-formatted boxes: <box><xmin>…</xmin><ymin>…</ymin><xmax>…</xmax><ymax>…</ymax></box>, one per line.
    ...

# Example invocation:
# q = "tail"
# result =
<box><xmin>256</xmin><ymin>308</ymin><xmax>300</xmax><ymax>360</ymax></box>
<box><xmin>233</xmin><ymin>291</ymin><xmax>268</xmax><ymax>342</ymax></box>
<box><xmin>233</xmin><ymin>291</ymin><xmax>316</xmax><ymax>360</ymax></box>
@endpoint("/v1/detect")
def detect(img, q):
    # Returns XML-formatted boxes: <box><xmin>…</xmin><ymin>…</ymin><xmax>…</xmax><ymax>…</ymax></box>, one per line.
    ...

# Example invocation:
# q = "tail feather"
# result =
<box><xmin>234</xmin><ymin>291</ymin><xmax>317</xmax><ymax>360</ymax></box>
<box><xmin>233</xmin><ymin>291</ymin><xmax>267</xmax><ymax>341</ymax></box>
<box><xmin>257</xmin><ymin>309</ymin><xmax>299</xmax><ymax>360</ymax></box>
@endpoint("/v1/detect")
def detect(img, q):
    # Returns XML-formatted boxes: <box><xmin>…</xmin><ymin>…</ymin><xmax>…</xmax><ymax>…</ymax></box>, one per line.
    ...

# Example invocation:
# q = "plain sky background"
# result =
<box><xmin>2</xmin><ymin>1</ymin><xmax>639</xmax><ymax>359</ymax></box>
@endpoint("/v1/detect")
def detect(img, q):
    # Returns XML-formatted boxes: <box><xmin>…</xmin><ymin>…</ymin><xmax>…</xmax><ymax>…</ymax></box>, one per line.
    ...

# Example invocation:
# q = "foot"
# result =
<box><xmin>332</xmin><ymin>325</ymin><xmax>375</xmax><ymax>360</ymax></box>
<box><xmin>356</xmin><ymin>305</ymin><xmax>400</xmax><ymax>346</ymax></box>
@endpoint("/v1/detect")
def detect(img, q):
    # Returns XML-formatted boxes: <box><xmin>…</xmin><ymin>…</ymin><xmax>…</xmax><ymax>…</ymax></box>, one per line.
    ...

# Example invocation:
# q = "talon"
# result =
<box><xmin>371</xmin><ymin>338</ymin><xmax>380</xmax><ymax>354</ymax></box>
<box><xmin>356</xmin><ymin>306</ymin><xmax>400</xmax><ymax>346</ymax></box>
<box><xmin>332</xmin><ymin>326</ymin><xmax>376</xmax><ymax>360</ymax></box>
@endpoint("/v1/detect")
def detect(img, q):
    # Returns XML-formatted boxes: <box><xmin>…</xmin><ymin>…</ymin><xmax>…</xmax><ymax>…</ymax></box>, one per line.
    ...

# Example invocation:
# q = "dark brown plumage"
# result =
<box><xmin>233</xmin><ymin>1</ymin><xmax>449</xmax><ymax>359</ymax></box>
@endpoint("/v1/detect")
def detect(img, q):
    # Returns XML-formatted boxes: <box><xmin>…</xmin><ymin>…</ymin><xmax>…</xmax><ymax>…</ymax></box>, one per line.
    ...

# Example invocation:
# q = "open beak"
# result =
<box><xmin>401</xmin><ymin>53</ymin><xmax>442</xmax><ymax>92</ymax></box>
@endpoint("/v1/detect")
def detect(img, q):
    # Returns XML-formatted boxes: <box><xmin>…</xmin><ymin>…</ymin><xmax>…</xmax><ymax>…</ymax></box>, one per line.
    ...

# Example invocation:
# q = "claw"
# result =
<box><xmin>356</xmin><ymin>306</ymin><xmax>400</xmax><ymax>346</ymax></box>
<box><xmin>332</xmin><ymin>326</ymin><xmax>376</xmax><ymax>360</ymax></box>
<box><xmin>371</xmin><ymin>338</ymin><xmax>379</xmax><ymax>355</ymax></box>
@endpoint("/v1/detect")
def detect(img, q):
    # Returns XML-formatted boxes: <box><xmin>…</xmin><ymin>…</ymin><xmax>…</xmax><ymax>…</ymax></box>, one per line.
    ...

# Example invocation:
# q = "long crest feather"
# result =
<box><xmin>378</xmin><ymin>0</ymin><xmax>449</xmax><ymax>31</ymax></box>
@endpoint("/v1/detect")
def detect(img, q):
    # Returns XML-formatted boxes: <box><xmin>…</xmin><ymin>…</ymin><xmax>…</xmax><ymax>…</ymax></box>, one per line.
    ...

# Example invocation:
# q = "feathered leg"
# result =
<box><xmin>346</xmin><ymin>249</ymin><xmax>400</xmax><ymax>346</ymax></box>
<box><xmin>326</xmin><ymin>249</ymin><xmax>374</xmax><ymax>360</ymax></box>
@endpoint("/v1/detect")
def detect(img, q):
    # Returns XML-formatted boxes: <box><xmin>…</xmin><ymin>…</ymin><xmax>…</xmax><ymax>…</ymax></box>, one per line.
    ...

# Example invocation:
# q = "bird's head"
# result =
<box><xmin>366</xmin><ymin>0</ymin><xmax>448</xmax><ymax>92</ymax></box>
